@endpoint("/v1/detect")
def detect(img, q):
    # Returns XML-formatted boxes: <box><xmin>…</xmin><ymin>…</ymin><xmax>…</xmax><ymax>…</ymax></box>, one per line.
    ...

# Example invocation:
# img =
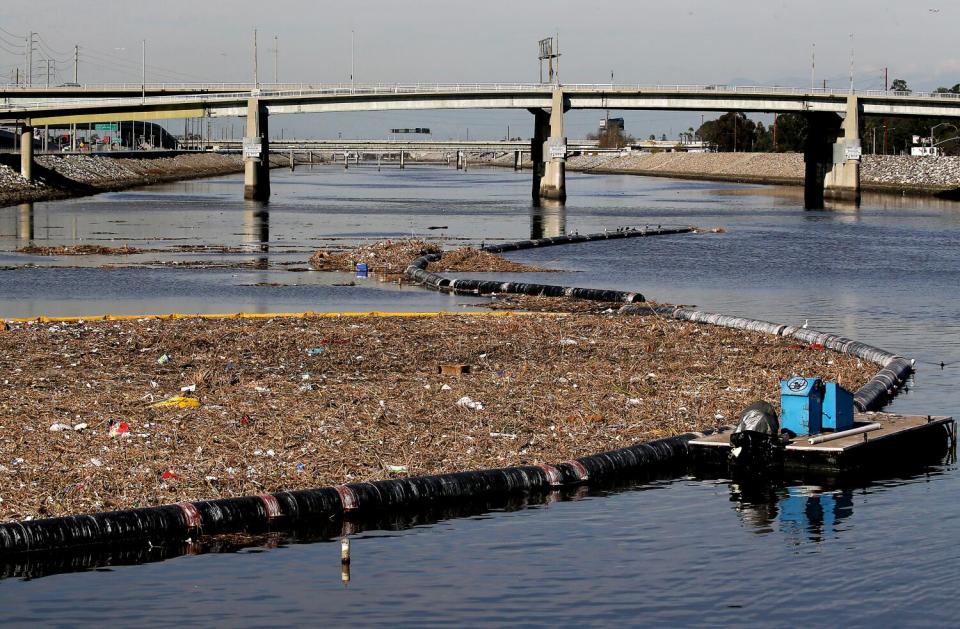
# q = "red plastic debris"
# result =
<box><xmin>335</xmin><ymin>485</ymin><xmax>359</xmax><ymax>511</ymax></box>
<box><xmin>258</xmin><ymin>494</ymin><xmax>283</xmax><ymax>519</ymax></box>
<box><xmin>538</xmin><ymin>464</ymin><xmax>564</xmax><ymax>487</ymax></box>
<box><xmin>177</xmin><ymin>502</ymin><xmax>202</xmax><ymax>529</ymax></box>
<box><xmin>109</xmin><ymin>420</ymin><xmax>130</xmax><ymax>437</ymax></box>
<box><xmin>563</xmin><ymin>460</ymin><xmax>590</xmax><ymax>482</ymax></box>
<box><xmin>161</xmin><ymin>471</ymin><xmax>178</xmax><ymax>480</ymax></box>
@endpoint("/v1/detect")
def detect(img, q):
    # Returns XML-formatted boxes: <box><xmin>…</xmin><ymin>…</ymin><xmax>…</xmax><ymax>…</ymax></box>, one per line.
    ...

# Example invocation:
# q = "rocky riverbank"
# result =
<box><xmin>0</xmin><ymin>152</ymin><xmax>285</xmax><ymax>208</ymax></box>
<box><xmin>487</xmin><ymin>151</ymin><xmax>960</xmax><ymax>196</ymax></box>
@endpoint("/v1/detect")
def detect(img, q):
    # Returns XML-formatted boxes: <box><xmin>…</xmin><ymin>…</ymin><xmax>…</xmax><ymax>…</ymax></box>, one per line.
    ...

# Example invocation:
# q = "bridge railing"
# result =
<box><xmin>3</xmin><ymin>83</ymin><xmax>960</xmax><ymax>112</ymax></box>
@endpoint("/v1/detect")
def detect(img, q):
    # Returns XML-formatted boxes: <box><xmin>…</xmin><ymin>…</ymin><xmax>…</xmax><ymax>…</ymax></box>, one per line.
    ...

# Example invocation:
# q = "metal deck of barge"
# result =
<box><xmin>689</xmin><ymin>413</ymin><xmax>956</xmax><ymax>472</ymax></box>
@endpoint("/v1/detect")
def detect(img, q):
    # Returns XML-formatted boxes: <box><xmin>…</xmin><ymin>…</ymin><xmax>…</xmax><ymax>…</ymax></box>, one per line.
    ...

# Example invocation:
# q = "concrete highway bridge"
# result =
<box><xmin>4</xmin><ymin>82</ymin><xmax>960</xmax><ymax>207</ymax></box>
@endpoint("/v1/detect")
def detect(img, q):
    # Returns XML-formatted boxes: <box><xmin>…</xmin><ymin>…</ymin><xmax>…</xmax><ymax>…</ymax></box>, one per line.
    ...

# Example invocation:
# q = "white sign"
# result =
<box><xmin>549</xmin><ymin>144</ymin><xmax>567</xmax><ymax>159</ymax></box>
<box><xmin>243</xmin><ymin>137</ymin><xmax>262</xmax><ymax>159</ymax></box>
<box><xmin>844</xmin><ymin>146</ymin><xmax>862</xmax><ymax>161</ymax></box>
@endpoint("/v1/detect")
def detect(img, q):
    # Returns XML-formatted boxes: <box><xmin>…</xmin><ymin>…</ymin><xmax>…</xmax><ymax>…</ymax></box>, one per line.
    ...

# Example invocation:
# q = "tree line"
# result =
<box><xmin>695</xmin><ymin>79</ymin><xmax>960</xmax><ymax>155</ymax></box>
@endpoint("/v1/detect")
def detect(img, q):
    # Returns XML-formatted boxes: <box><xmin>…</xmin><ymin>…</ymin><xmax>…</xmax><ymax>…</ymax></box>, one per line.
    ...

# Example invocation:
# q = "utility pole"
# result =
<box><xmin>26</xmin><ymin>32</ymin><xmax>34</xmax><ymax>87</ymax></box>
<box><xmin>74</xmin><ymin>45</ymin><xmax>79</xmax><ymax>83</ymax></box>
<box><xmin>273</xmin><ymin>35</ymin><xmax>279</xmax><ymax>84</ymax></box>
<box><xmin>253</xmin><ymin>28</ymin><xmax>259</xmax><ymax>89</ymax></box>
<box><xmin>773</xmin><ymin>113</ymin><xmax>778</xmax><ymax>151</ymax></box>
<box><xmin>350</xmin><ymin>30</ymin><xmax>355</xmax><ymax>90</ymax></box>
<box><xmin>607</xmin><ymin>70</ymin><xmax>613</xmax><ymax>138</ymax></box>
<box><xmin>141</xmin><ymin>40</ymin><xmax>146</xmax><ymax>103</ymax></box>
<box><xmin>884</xmin><ymin>67</ymin><xmax>888</xmax><ymax>91</ymax></box>
<box><xmin>811</xmin><ymin>43</ymin><xmax>815</xmax><ymax>91</ymax></box>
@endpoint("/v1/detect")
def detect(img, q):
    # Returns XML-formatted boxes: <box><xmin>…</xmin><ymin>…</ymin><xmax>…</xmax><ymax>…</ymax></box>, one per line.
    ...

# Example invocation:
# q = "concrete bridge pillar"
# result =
<box><xmin>824</xmin><ymin>95</ymin><xmax>862</xmax><ymax>204</ymax></box>
<box><xmin>20</xmin><ymin>123</ymin><xmax>34</xmax><ymax>181</ymax></box>
<box><xmin>456</xmin><ymin>150</ymin><xmax>464</xmax><ymax>170</ymax></box>
<box><xmin>514</xmin><ymin>149</ymin><xmax>523</xmax><ymax>171</ymax></box>
<box><xmin>400</xmin><ymin>151</ymin><xmax>405</xmax><ymax>169</ymax></box>
<box><xmin>804</xmin><ymin>95</ymin><xmax>862</xmax><ymax>209</ymax></box>
<box><xmin>531</xmin><ymin>88</ymin><xmax>568</xmax><ymax>202</ymax></box>
<box><xmin>243</xmin><ymin>99</ymin><xmax>270</xmax><ymax>201</ymax></box>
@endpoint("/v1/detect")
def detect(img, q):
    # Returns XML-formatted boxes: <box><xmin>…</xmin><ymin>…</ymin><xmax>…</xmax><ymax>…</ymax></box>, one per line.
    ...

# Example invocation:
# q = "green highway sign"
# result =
<box><xmin>94</xmin><ymin>123</ymin><xmax>118</xmax><ymax>131</ymax></box>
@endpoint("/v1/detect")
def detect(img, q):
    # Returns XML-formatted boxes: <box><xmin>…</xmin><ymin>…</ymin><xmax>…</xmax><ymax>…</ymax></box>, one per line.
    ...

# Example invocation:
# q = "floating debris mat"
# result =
<box><xmin>621</xmin><ymin>304</ymin><xmax>916</xmax><ymax>412</ymax></box>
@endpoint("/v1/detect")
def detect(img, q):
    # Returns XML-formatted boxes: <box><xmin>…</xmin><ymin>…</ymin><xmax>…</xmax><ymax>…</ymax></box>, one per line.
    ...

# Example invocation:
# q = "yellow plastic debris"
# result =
<box><xmin>148</xmin><ymin>395</ymin><xmax>201</xmax><ymax>409</ymax></box>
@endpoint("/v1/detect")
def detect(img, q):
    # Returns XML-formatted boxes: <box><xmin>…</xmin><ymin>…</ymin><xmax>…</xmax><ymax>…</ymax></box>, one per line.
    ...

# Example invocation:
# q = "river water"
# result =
<box><xmin>0</xmin><ymin>165</ymin><xmax>958</xmax><ymax>626</ymax></box>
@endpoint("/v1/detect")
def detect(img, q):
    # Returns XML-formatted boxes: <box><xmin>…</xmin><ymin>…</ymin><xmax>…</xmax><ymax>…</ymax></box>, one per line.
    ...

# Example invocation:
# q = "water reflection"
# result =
<box><xmin>17</xmin><ymin>203</ymin><xmax>33</xmax><ymax>245</ymax></box>
<box><xmin>530</xmin><ymin>199</ymin><xmax>566</xmax><ymax>239</ymax></box>
<box><xmin>243</xmin><ymin>200</ymin><xmax>269</xmax><ymax>268</ymax></box>
<box><xmin>730</xmin><ymin>481</ymin><xmax>859</xmax><ymax>543</ymax></box>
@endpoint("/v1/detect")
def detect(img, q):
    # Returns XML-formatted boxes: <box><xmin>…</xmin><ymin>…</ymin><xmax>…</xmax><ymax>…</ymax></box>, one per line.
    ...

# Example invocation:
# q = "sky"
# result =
<box><xmin>2</xmin><ymin>1</ymin><xmax>958</xmax><ymax>140</ymax></box>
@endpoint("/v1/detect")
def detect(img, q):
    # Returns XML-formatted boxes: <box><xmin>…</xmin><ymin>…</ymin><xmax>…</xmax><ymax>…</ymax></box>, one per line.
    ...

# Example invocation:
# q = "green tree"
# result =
<box><xmin>697</xmin><ymin>112</ymin><xmax>758</xmax><ymax>152</ymax></box>
<box><xmin>890</xmin><ymin>78</ymin><xmax>910</xmax><ymax>93</ymax></box>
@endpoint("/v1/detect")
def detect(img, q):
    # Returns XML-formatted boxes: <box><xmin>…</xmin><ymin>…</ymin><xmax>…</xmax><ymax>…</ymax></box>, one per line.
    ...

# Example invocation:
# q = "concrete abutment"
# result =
<box><xmin>530</xmin><ymin>88</ymin><xmax>568</xmax><ymax>203</ymax></box>
<box><xmin>243</xmin><ymin>99</ymin><xmax>270</xmax><ymax>201</ymax></box>
<box><xmin>804</xmin><ymin>95</ymin><xmax>862</xmax><ymax>209</ymax></box>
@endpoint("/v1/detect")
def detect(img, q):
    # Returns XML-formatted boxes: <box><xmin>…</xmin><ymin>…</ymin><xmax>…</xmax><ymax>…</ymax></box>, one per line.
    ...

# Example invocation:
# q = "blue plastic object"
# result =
<box><xmin>822</xmin><ymin>382</ymin><xmax>854</xmax><ymax>431</ymax></box>
<box><xmin>780</xmin><ymin>377</ymin><xmax>825</xmax><ymax>436</ymax></box>
<box><xmin>356</xmin><ymin>262</ymin><xmax>369</xmax><ymax>278</ymax></box>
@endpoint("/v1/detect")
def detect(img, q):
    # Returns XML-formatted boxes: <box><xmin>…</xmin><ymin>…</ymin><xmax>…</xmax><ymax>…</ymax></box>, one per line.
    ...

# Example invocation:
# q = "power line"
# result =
<box><xmin>80</xmin><ymin>47</ymin><xmax>210</xmax><ymax>81</ymax></box>
<box><xmin>0</xmin><ymin>32</ymin><xmax>25</xmax><ymax>49</ymax></box>
<box><xmin>35</xmin><ymin>33</ymin><xmax>70</xmax><ymax>57</ymax></box>
<box><xmin>0</xmin><ymin>26</ymin><xmax>26</xmax><ymax>40</ymax></box>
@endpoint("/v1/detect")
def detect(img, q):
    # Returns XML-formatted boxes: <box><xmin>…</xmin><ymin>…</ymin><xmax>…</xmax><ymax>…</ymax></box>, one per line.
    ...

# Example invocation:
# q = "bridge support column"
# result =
<box><xmin>400</xmin><ymin>151</ymin><xmax>405</xmax><ymax>169</ymax></box>
<box><xmin>289</xmin><ymin>150</ymin><xmax>295</xmax><ymax>171</ymax></box>
<box><xmin>804</xmin><ymin>96</ymin><xmax>861</xmax><ymax>209</ymax></box>
<box><xmin>456</xmin><ymin>150</ymin><xmax>464</xmax><ymax>170</ymax></box>
<box><xmin>824</xmin><ymin>95</ymin><xmax>862</xmax><ymax>204</ymax></box>
<box><xmin>514</xmin><ymin>149</ymin><xmax>522</xmax><ymax>171</ymax></box>
<box><xmin>377</xmin><ymin>153</ymin><xmax>381</xmax><ymax>171</ymax></box>
<box><xmin>20</xmin><ymin>124</ymin><xmax>34</xmax><ymax>181</ymax></box>
<box><xmin>243</xmin><ymin>99</ymin><xmax>270</xmax><ymax>201</ymax></box>
<box><xmin>803</xmin><ymin>112</ymin><xmax>842</xmax><ymax>210</ymax></box>
<box><xmin>531</xmin><ymin>88</ymin><xmax>567</xmax><ymax>202</ymax></box>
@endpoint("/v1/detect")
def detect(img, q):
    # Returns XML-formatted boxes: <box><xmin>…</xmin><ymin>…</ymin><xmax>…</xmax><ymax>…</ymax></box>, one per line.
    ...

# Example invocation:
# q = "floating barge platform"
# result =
<box><xmin>690</xmin><ymin>413</ymin><xmax>956</xmax><ymax>472</ymax></box>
